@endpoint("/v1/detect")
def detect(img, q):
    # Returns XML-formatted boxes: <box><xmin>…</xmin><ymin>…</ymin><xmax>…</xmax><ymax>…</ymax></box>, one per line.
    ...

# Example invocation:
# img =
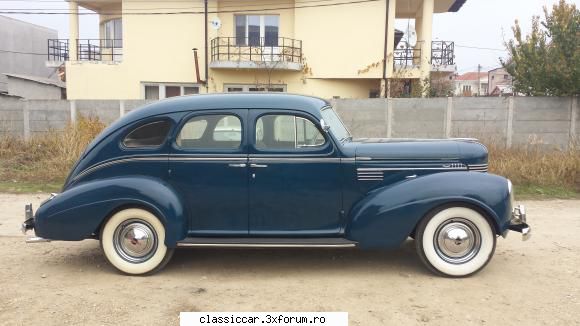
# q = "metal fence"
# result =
<box><xmin>210</xmin><ymin>37</ymin><xmax>302</xmax><ymax>63</ymax></box>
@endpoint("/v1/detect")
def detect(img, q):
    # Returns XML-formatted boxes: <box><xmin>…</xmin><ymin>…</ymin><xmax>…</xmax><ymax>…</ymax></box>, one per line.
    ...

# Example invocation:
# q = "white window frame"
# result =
<box><xmin>224</xmin><ymin>83</ymin><xmax>286</xmax><ymax>93</ymax></box>
<box><xmin>234</xmin><ymin>14</ymin><xmax>280</xmax><ymax>45</ymax></box>
<box><xmin>141</xmin><ymin>82</ymin><xmax>201</xmax><ymax>100</ymax></box>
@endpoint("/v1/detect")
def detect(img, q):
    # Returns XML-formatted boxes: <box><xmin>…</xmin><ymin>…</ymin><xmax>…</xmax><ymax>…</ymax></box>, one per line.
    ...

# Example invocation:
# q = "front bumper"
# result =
<box><xmin>508</xmin><ymin>204</ymin><xmax>531</xmax><ymax>241</ymax></box>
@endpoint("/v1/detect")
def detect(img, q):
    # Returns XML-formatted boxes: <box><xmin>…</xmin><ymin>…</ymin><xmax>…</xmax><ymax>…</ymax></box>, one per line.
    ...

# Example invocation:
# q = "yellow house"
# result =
<box><xmin>49</xmin><ymin>0</ymin><xmax>466</xmax><ymax>100</ymax></box>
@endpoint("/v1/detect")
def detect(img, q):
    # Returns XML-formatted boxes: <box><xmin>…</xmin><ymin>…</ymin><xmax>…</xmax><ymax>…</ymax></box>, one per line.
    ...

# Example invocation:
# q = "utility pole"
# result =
<box><xmin>204</xmin><ymin>0</ymin><xmax>209</xmax><ymax>93</ymax></box>
<box><xmin>477</xmin><ymin>64</ymin><xmax>481</xmax><ymax>96</ymax></box>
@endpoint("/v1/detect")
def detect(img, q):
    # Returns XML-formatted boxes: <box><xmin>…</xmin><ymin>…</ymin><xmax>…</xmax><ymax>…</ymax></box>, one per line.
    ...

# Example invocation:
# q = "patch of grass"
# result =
<box><xmin>515</xmin><ymin>185</ymin><xmax>580</xmax><ymax>200</ymax></box>
<box><xmin>0</xmin><ymin>116</ymin><xmax>105</xmax><ymax>185</ymax></box>
<box><xmin>0</xmin><ymin>181</ymin><xmax>62</xmax><ymax>194</ymax></box>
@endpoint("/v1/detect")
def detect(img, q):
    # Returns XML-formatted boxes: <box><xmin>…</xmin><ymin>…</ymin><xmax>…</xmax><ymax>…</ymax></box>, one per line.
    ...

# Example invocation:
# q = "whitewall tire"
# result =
<box><xmin>100</xmin><ymin>208</ymin><xmax>174</xmax><ymax>275</ymax></box>
<box><xmin>416</xmin><ymin>206</ymin><xmax>496</xmax><ymax>277</ymax></box>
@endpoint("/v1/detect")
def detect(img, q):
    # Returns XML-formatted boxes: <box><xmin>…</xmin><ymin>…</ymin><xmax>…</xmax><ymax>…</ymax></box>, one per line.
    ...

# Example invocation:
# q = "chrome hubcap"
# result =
<box><xmin>113</xmin><ymin>219</ymin><xmax>158</xmax><ymax>263</ymax></box>
<box><xmin>434</xmin><ymin>218</ymin><xmax>481</xmax><ymax>264</ymax></box>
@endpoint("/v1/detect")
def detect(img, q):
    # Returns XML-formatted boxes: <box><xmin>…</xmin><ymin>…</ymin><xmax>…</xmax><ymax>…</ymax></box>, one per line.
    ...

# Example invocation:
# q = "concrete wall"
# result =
<box><xmin>0</xmin><ymin>95</ymin><xmax>24</xmax><ymax>136</ymax></box>
<box><xmin>0</xmin><ymin>16</ymin><xmax>58</xmax><ymax>79</ymax></box>
<box><xmin>0</xmin><ymin>96</ymin><xmax>578</xmax><ymax>149</ymax></box>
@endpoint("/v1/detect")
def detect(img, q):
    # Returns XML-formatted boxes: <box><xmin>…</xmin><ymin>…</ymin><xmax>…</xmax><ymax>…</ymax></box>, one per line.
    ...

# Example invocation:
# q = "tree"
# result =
<box><xmin>502</xmin><ymin>0</ymin><xmax>580</xmax><ymax>96</ymax></box>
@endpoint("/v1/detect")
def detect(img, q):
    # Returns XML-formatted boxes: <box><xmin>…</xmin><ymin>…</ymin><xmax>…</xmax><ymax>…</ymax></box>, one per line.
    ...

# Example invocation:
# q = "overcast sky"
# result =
<box><xmin>1</xmin><ymin>0</ymin><xmax>577</xmax><ymax>74</ymax></box>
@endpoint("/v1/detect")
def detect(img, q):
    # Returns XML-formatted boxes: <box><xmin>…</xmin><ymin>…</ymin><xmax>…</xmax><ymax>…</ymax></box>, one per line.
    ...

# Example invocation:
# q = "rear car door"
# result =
<box><xmin>168</xmin><ymin>110</ymin><xmax>249</xmax><ymax>235</ymax></box>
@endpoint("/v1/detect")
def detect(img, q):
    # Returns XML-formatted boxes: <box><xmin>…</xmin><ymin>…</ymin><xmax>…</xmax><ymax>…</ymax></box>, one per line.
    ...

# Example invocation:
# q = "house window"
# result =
<box><xmin>235</xmin><ymin>15</ymin><xmax>279</xmax><ymax>46</ymax></box>
<box><xmin>504</xmin><ymin>74</ymin><xmax>509</xmax><ymax>80</ymax></box>
<box><xmin>224</xmin><ymin>84</ymin><xmax>286</xmax><ymax>92</ymax></box>
<box><xmin>143</xmin><ymin>83</ymin><xmax>200</xmax><ymax>99</ymax></box>
<box><xmin>102</xmin><ymin>18</ymin><xmax>122</xmax><ymax>47</ymax></box>
<box><xmin>144</xmin><ymin>85</ymin><xmax>160</xmax><ymax>100</ymax></box>
<box><xmin>462</xmin><ymin>85</ymin><xmax>472</xmax><ymax>92</ymax></box>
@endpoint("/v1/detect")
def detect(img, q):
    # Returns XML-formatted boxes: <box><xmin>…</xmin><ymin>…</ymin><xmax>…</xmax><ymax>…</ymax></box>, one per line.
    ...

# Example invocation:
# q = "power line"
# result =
<box><xmin>0</xmin><ymin>0</ymin><xmax>382</xmax><ymax>14</ymax></box>
<box><xmin>0</xmin><ymin>48</ymin><xmax>46</xmax><ymax>55</ymax></box>
<box><xmin>455</xmin><ymin>44</ymin><xmax>506</xmax><ymax>51</ymax></box>
<box><xmin>1</xmin><ymin>0</ymin><xmax>347</xmax><ymax>11</ymax></box>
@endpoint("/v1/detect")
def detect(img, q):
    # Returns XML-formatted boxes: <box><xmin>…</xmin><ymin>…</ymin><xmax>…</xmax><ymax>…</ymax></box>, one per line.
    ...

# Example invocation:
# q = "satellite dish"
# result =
<box><xmin>210</xmin><ymin>17</ymin><xmax>222</xmax><ymax>30</ymax></box>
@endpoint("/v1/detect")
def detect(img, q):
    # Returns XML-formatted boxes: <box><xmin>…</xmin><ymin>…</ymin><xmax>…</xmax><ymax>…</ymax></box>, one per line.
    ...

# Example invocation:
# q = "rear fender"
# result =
<box><xmin>34</xmin><ymin>176</ymin><xmax>187</xmax><ymax>247</ymax></box>
<box><xmin>346</xmin><ymin>172</ymin><xmax>511</xmax><ymax>249</ymax></box>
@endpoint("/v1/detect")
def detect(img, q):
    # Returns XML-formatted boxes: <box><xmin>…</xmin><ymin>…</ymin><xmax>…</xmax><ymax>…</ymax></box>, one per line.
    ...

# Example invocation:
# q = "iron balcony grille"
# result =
<box><xmin>394</xmin><ymin>41</ymin><xmax>455</xmax><ymax>67</ymax></box>
<box><xmin>77</xmin><ymin>39</ymin><xmax>123</xmax><ymax>62</ymax></box>
<box><xmin>47</xmin><ymin>39</ymin><xmax>69</xmax><ymax>61</ymax></box>
<box><xmin>394</xmin><ymin>47</ymin><xmax>421</xmax><ymax>67</ymax></box>
<box><xmin>210</xmin><ymin>37</ymin><xmax>302</xmax><ymax>64</ymax></box>
<box><xmin>431</xmin><ymin>41</ymin><xmax>455</xmax><ymax>65</ymax></box>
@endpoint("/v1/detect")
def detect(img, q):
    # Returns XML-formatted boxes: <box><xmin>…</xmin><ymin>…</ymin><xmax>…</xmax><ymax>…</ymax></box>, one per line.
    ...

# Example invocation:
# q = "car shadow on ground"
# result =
<box><xmin>162</xmin><ymin>239</ymin><xmax>429</xmax><ymax>277</ymax></box>
<box><xmin>36</xmin><ymin>238</ymin><xmax>430</xmax><ymax>277</ymax></box>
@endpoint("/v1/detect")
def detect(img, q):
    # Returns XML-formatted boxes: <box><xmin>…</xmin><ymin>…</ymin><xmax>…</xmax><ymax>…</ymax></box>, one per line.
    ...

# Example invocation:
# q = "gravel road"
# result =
<box><xmin>1</xmin><ymin>194</ymin><xmax>579</xmax><ymax>325</ymax></box>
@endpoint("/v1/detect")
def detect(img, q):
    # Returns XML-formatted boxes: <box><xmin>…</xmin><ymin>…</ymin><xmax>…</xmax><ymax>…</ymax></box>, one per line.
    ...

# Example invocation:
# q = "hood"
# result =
<box><xmin>352</xmin><ymin>138</ymin><xmax>488</xmax><ymax>165</ymax></box>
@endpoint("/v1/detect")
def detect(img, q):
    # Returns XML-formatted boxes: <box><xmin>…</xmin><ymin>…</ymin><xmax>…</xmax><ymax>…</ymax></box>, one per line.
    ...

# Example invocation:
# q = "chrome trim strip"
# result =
<box><xmin>74</xmin><ymin>156</ymin><xmax>167</xmax><ymax>181</ymax></box>
<box><xmin>357</xmin><ymin>166</ymin><xmax>468</xmax><ymax>172</ymax></box>
<box><xmin>169</xmin><ymin>157</ymin><xmax>247</xmax><ymax>161</ymax></box>
<box><xmin>250</xmin><ymin>157</ymin><xmax>340</xmax><ymax>163</ymax></box>
<box><xmin>176</xmin><ymin>243</ymin><xmax>357</xmax><ymax>248</ymax></box>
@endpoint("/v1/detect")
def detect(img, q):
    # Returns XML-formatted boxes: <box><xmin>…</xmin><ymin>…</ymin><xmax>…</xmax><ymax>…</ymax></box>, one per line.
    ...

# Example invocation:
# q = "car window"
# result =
<box><xmin>255</xmin><ymin>114</ymin><xmax>325</xmax><ymax>150</ymax></box>
<box><xmin>177</xmin><ymin>114</ymin><xmax>241</xmax><ymax>149</ymax></box>
<box><xmin>123</xmin><ymin>120</ymin><xmax>171</xmax><ymax>148</ymax></box>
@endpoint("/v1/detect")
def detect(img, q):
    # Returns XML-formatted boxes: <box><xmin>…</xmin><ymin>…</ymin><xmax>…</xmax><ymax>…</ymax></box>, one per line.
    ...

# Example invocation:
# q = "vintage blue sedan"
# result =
<box><xmin>22</xmin><ymin>93</ymin><xmax>530</xmax><ymax>276</ymax></box>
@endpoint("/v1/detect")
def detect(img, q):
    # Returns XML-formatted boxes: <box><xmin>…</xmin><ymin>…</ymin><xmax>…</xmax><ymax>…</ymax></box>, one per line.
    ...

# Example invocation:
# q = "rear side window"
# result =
<box><xmin>123</xmin><ymin>120</ymin><xmax>171</xmax><ymax>148</ymax></box>
<box><xmin>176</xmin><ymin>114</ymin><xmax>242</xmax><ymax>149</ymax></box>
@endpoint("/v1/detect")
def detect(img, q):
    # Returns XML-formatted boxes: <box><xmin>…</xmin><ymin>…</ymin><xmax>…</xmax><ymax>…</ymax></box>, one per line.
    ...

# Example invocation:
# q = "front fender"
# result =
<box><xmin>34</xmin><ymin>176</ymin><xmax>187</xmax><ymax>247</ymax></box>
<box><xmin>346</xmin><ymin>172</ymin><xmax>511</xmax><ymax>249</ymax></box>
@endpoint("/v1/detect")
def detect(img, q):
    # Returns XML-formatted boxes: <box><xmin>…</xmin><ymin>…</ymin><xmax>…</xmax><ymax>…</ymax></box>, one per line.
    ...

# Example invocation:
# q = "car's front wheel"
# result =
<box><xmin>100</xmin><ymin>208</ymin><xmax>174</xmax><ymax>275</ymax></box>
<box><xmin>415</xmin><ymin>206</ymin><xmax>496</xmax><ymax>277</ymax></box>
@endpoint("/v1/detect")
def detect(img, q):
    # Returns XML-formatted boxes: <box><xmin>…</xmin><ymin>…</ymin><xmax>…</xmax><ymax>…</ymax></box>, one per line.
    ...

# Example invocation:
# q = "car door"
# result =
<box><xmin>248</xmin><ymin>109</ymin><xmax>343</xmax><ymax>236</ymax></box>
<box><xmin>168</xmin><ymin>110</ymin><xmax>249</xmax><ymax>235</ymax></box>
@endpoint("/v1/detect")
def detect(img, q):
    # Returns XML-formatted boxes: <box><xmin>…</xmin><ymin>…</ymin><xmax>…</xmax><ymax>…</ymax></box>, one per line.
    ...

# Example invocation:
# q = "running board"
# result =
<box><xmin>176</xmin><ymin>237</ymin><xmax>358</xmax><ymax>248</ymax></box>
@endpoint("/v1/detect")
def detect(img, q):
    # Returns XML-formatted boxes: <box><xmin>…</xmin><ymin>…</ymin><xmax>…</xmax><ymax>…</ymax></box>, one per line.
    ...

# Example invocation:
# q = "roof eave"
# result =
<box><xmin>449</xmin><ymin>0</ymin><xmax>467</xmax><ymax>12</ymax></box>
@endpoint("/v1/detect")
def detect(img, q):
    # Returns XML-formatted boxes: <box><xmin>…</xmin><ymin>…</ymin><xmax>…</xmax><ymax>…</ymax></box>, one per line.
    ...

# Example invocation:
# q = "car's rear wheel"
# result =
<box><xmin>415</xmin><ymin>206</ymin><xmax>496</xmax><ymax>277</ymax></box>
<box><xmin>100</xmin><ymin>208</ymin><xmax>174</xmax><ymax>275</ymax></box>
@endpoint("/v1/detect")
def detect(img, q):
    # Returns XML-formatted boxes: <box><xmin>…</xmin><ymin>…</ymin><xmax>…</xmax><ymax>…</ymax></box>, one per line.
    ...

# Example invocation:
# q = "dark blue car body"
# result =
<box><xmin>31</xmin><ymin>93</ymin><xmax>515</xmax><ymax>250</ymax></box>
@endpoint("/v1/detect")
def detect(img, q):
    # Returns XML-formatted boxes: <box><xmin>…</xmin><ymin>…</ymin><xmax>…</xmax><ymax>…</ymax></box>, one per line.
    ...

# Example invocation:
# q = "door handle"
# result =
<box><xmin>228</xmin><ymin>163</ymin><xmax>247</xmax><ymax>168</ymax></box>
<box><xmin>405</xmin><ymin>174</ymin><xmax>417</xmax><ymax>179</ymax></box>
<box><xmin>250</xmin><ymin>163</ymin><xmax>268</xmax><ymax>168</ymax></box>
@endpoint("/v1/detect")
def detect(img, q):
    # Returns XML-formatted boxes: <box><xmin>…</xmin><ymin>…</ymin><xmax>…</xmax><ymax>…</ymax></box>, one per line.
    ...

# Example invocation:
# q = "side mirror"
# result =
<box><xmin>320</xmin><ymin>119</ymin><xmax>330</xmax><ymax>132</ymax></box>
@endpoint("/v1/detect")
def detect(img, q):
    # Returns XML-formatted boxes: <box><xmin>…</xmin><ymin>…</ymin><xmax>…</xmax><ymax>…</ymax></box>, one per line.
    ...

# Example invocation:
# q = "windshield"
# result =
<box><xmin>321</xmin><ymin>106</ymin><xmax>351</xmax><ymax>142</ymax></box>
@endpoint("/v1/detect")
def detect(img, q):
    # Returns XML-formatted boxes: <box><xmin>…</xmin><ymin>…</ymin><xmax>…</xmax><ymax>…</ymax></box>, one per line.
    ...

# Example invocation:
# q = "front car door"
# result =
<box><xmin>248</xmin><ymin>109</ymin><xmax>343</xmax><ymax>236</ymax></box>
<box><xmin>168</xmin><ymin>110</ymin><xmax>249</xmax><ymax>235</ymax></box>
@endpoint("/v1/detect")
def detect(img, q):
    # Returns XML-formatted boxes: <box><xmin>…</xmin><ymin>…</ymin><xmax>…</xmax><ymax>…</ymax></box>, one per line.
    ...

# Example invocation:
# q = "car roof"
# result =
<box><xmin>80</xmin><ymin>93</ymin><xmax>331</xmax><ymax>162</ymax></box>
<box><xmin>123</xmin><ymin>93</ymin><xmax>329</xmax><ymax>123</ymax></box>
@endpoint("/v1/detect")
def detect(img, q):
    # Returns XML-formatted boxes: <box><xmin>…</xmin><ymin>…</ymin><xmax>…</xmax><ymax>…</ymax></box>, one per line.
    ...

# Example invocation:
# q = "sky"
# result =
<box><xmin>0</xmin><ymin>0</ymin><xmax>578</xmax><ymax>74</ymax></box>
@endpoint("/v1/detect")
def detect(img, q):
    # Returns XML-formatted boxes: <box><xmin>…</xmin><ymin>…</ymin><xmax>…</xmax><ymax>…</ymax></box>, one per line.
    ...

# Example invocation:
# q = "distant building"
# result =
<box><xmin>2</xmin><ymin>73</ymin><xmax>66</xmax><ymax>99</ymax></box>
<box><xmin>0</xmin><ymin>15</ymin><xmax>62</xmax><ymax>98</ymax></box>
<box><xmin>454</xmin><ymin>71</ymin><xmax>488</xmax><ymax>96</ymax></box>
<box><xmin>488</xmin><ymin>67</ymin><xmax>513</xmax><ymax>96</ymax></box>
<box><xmin>46</xmin><ymin>0</ymin><xmax>467</xmax><ymax>99</ymax></box>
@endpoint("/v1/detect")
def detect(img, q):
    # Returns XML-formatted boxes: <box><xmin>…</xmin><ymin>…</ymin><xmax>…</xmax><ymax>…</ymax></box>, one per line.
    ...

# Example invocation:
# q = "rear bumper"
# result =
<box><xmin>21</xmin><ymin>203</ymin><xmax>51</xmax><ymax>243</ymax></box>
<box><xmin>508</xmin><ymin>204</ymin><xmax>531</xmax><ymax>241</ymax></box>
<box><xmin>21</xmin><ymin>203</ymin><xmax>35</xmax><ymax>234</ymax></box>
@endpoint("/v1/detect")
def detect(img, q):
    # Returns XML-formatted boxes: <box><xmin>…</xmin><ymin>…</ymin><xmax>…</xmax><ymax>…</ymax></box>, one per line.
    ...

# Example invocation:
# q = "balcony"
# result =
<box><xmin>46</xmin><ymin>39</ymin><xmax>122</xmax><ymax>66</ymax></box>
<box><xmin>210</xmin><ymin>37</ymin><xmax>303</xmax><ymax>71</ymax></box>
<box><xmin>394</xmin><ymin>41</ymin><xmax>455</xmax><ymax>72</ymax></box>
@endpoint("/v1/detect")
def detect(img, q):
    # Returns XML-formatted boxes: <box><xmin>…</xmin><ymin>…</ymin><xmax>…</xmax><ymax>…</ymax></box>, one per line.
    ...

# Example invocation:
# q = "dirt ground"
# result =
<box><xmin>0</xmin><ymin>194</ymin><xmax>579</xmax><ymax>326</ymax></box>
